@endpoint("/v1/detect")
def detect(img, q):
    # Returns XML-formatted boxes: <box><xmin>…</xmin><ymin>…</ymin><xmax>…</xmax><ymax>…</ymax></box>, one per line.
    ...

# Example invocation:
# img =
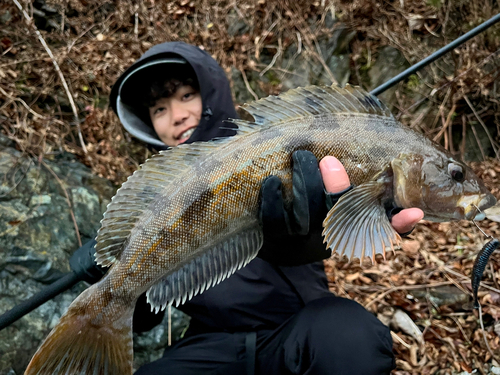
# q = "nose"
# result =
<box><xmin>171</xmin><ymin>102</ymin><xmax>189</xmax><ymax>125</ymax></box>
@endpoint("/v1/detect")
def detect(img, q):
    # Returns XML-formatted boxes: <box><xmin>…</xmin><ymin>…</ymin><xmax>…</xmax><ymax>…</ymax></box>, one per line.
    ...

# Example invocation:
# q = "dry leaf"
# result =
<box><xmin>391</xmin><ymin>309</ymin><xmax>424</xmax><ymax>345</ymax></box>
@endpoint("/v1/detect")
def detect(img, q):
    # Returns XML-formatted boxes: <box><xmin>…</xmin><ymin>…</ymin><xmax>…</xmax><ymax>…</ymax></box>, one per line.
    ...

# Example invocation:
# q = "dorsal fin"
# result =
<box><xmin>94</xmin><ymin>137</ymin><xmax>235</xmax><ymax>267</ymax></box>
<box><xmin>239</xmin><ymin>84</ymin><xmax>393</xmax><ymax>126</ymax></box>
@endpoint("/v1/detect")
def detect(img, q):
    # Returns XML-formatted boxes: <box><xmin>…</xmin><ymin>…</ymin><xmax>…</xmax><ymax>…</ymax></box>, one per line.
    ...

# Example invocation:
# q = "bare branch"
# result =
<box><xmin>12</xmin><ymin>0</ymin><xmax>88</xmax><ymax>154</ymax></box>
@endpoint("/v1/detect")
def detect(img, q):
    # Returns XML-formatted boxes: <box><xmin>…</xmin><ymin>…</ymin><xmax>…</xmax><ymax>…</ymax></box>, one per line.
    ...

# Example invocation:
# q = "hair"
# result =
<box><xmin>121</xmin><ymin>63</ymin><xmax>199</xmax><ymax>124</ymax></box>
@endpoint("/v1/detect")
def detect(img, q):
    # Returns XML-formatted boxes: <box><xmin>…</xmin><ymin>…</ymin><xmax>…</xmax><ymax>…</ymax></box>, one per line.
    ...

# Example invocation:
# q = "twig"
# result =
<box><xmin>168</xmin><ymin>305</ymin><xmax>172</xmax><ymax>347</ymax></box>
<box><xmin>240</xmin><ymin>68</ymin><xmax>259</xmax><ymax>101</ymax></box>
<box><xmin>433</xmin><ymin>103</ymin><xmax>456</xmax><ymax>143</ymax></box>
<box><xmin>12</xmin><ymin>0</ymin><xmax>87</xmax><ymax>154</ymax></box>
<box><xmin>134</xmin><ymin>12</ymin><xmax>139</xmax><ymax>39</ymax></box>
<box><xmin>464</xmin><ymin>95</ymin><xmax>500</xmax><ymax>159</ymax></box>
<box><xmin>254</xmin><ymin>19</ymin><xmax>279</xmax><ymax>60</ymax></box>
<box><xmin>398</xmin><ymin>48</ymin><xmax>500</xmax><ymax>119</ymax></box>
<box><xmin>391</xmin><ymin>331</ymin><xmax>412</xmax><ymax>349</ymax></box>
<box><xmin>449</xmin><ymin>315</ymin><xmax>470</xmax><ymax>343</ymax></box>
<box><xmin>41</xmin><ymin>160</ymin><xmax>82</xmax><ymax>247</ymax></box>
<box><xmin>470</xmin><ymin>122</ymin><xmax>487</xmax><ymax>161</ymax></box>
<box><xmin>0</xmin><ymin>57</ymin><xmax>46</xmax><ymax>68</ymax></box>
<box><xmin>441</xmin><ymin>265</ymin><xmax>500</xmax><ymax>295</ymax></box>
<box><xmin>0</xmin><ymin>87</ymin><xmax>47</xmax><ymax>120</ymax></box>
<box><xmin>232</xmin><ymin>0</ymin><xmax>245</xmax><ymax>18</ymax></box>
<box><xmin>477</xmin><ymin>304</ymin><xmax>498</xmax><ymax>362</ymax></box>
<box><xmin>364</xmin><ymin>281</ymin><xmax>455</xmax><ymax>308</ymax></box>
<box><xmin>260</xmin><ymin>38</ymin><xmax>282</xmax><ymax>77</ymax></box>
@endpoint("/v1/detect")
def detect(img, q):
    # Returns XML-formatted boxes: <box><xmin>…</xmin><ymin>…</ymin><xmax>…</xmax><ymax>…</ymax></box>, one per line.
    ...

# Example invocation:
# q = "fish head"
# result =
<box><xmin>391</xmin><ymin>153</ymin><xmax>496</xmax><ymax>222</ymax></box>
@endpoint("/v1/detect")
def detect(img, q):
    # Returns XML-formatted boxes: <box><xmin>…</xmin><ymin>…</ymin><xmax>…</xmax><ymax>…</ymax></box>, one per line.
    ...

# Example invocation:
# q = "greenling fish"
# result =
<box><xmin>25</xmin><ymin>85</ymin><xmax>496</xmax><ymax>374</ymax></box>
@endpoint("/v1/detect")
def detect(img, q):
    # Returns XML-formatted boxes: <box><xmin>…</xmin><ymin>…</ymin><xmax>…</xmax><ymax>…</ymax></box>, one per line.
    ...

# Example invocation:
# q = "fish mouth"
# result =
<box><xmin>461</xmin><ymin>193</ymin><xmax>497</xmax><ymax>220</ymax></box>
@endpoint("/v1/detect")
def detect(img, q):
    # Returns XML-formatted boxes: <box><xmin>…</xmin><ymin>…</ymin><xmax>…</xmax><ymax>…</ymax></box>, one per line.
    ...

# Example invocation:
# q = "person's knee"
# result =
<box><xmin>304</xmin><ymin>296</ymin><xmax>392</xmax><ymax>349</ymax></box>
<box><xmin>284</xmin><ymin>296</ymin><xmax>395</xmax><ymax>374</ymax></box>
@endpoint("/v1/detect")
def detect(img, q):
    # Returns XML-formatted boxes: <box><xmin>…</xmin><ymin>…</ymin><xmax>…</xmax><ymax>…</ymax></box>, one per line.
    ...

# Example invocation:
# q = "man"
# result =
<box><xmin>110</xmin><ymin>41</ymin><xmax>423</xmax><ymax>374</ymax></box>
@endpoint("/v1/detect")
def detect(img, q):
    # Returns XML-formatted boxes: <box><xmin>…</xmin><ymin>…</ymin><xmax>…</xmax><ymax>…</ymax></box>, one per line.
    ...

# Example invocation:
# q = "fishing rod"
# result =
<box><xmin>1</xmin><ymin>11</ymin><xmax>500</xmax><ymax>331</ymax></box>
<box><xmin>370</xmin><ymin>12</ymin><xmax>500</xmax><ymax>96</ymax></box>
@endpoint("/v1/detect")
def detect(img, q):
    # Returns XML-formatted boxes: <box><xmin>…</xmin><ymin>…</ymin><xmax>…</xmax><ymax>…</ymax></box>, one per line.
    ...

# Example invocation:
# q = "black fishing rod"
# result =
<box><xmin>370</xmin><ymin>12</ymin><xmax>500</xmax><ymax>96</ymax></box>
<box><xmin>1</xmin><ymin>11</ymin><xmax>500</xmax><ymax>332</ymax></box>
<box><xmin>0</xmin><ymin>240</ymin><xmax>105</xmax><ymax>330</ymax></box>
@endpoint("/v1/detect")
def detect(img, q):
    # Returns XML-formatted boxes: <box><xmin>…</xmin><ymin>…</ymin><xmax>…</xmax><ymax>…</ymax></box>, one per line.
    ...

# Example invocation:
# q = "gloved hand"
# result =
<box><xmin>257</xmin><ymin>151</ymin><xmax>424</xmax><ymax>266</ymax></box>
<box><xmin>69</xmin><ymin>239</ymin><xmax>107</xmax><ymax>283</ymax></box>
<box><xmin>257</xmin><ymin>150</ymin><xmax>351</xmax><ymax>266</ymax></box>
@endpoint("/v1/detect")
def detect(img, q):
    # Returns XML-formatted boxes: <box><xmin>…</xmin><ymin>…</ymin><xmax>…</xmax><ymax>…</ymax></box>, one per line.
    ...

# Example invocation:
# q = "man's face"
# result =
<box><xmin>149</xmin><ymin>85</ymin><xmax>202</xmax><ymax>146</ymax></box>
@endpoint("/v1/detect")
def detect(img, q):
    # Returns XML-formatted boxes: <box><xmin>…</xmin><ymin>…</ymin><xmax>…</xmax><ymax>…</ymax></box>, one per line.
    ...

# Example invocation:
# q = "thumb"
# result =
<box><xmin>319</xmin><ymin>156</ymin><xmax>351</xmax><ymax>193</ymax></box>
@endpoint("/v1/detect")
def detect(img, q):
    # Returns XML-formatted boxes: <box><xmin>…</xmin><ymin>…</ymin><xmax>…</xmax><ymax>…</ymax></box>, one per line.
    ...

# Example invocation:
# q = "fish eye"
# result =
<box><xmin>448</xmin><ymin>163</ymin><xmax>465</xmax><ymax>182</ymax></box>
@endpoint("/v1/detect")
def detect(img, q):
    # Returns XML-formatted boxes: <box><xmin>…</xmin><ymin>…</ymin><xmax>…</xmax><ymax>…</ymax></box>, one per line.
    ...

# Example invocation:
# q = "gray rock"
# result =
<box><xmin>226</xmin><ymin>9</ymin><xmax>251</xmax><ymax>37</ymax></box>
<box><xmin>230</xmin><ymin>19</ymin><xmax>353</xmax><ymax>108</ymax></box>
<box><xmin>0</xmin><ymin>145</ymin><xmax>189</xmax><ymax>372</ymax></box>
<box><xmin>462</xmin><ymin>121</ymin><xmax>496</xmax><ymax>162</ymax></box>
<box><xmin>231</xmin><ymin>67</ymin><xmax>268</xmax><ymax>104</ymax></box>
<box><xmin>0</xmin><ymin>10</ymin><xmax>11</xmax><ymax>25</ymax></box>
<box><xmin>368</xmin><ymin>46</ymin><xmax>410</xmax><ymax>105</ymax></box>
<box><xmin>133</xmin><ymin>307</ymin><xmax>191</xmax><ymax>369</ymax></box>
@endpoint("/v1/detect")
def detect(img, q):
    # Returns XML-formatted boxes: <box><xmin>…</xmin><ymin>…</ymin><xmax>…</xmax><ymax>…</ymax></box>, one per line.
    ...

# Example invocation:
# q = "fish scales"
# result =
<box><xmin>25</xmin><ymin>84</ymin><xmax>496</xmax><ymax>375</ymax></box>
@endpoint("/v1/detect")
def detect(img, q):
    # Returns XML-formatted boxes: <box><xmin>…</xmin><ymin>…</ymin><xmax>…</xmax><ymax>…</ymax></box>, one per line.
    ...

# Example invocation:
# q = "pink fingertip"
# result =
<box><xmin>391</xmin><ymin>208</ymin><xmax>424</xmax><ymax>234</ymax></box>
<box><xmin>319</xmin><ymin>156</ymin><xmax>351</xmax><ymax>193</ymax></box>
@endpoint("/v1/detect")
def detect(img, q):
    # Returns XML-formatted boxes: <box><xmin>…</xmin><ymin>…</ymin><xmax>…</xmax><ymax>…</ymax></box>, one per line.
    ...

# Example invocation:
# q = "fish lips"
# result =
<box><xmin>460</xmin><ymin>193</ymin><xmax>497</xmax><ymax>220</ymax></box>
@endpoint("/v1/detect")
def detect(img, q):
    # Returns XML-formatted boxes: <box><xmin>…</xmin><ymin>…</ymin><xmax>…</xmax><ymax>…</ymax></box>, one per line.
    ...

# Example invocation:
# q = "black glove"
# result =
<box><xmin>257</xmin><ymin>150</ymin><xmax>352</xmax><ymax>266</ymax></box>
<box><xmin>69</xmin><ymin>239</ymin><xmax>107</xmax><ymax>283</ymax></box>
<box><xmin>386</xmin><ymin>207</ymin><xmax>414</xmax><ymax>237</ymax></box>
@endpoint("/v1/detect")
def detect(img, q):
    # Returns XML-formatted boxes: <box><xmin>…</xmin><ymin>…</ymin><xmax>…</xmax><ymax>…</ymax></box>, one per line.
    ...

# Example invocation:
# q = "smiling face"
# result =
<box><xmin>148</xmin><ymin>85</ymin><xmax>202</xmax><ymax>146</ymax></box>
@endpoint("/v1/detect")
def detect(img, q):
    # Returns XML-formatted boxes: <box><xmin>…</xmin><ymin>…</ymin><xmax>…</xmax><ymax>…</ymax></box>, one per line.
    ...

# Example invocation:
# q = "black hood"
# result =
<box><xmin>110</xmin><ymin>42</ymin><xmax>238</xmax><ymax>148</ymax></box>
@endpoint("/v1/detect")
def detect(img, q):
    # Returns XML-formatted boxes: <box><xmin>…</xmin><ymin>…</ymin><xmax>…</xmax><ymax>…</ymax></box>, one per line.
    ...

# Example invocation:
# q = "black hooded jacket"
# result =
<box><xmin>112</xmin><ymin>42</ymin><xmax>330</xmax><ymax>334</ymax></box>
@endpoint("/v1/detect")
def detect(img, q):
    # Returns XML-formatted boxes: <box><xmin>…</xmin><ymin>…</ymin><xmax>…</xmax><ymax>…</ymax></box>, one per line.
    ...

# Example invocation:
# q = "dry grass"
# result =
<box><xmin>1</xmin><ymin>0</ymin><xmax>500</xmax><ymax>373</ymax></box>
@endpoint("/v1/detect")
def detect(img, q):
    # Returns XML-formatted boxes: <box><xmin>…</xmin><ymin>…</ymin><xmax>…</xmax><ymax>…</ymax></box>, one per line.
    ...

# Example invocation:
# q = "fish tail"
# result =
<box><xmin>25</xmin><ymin>284</ymin><xmax>134</xmax><ymax>375</ymax></box>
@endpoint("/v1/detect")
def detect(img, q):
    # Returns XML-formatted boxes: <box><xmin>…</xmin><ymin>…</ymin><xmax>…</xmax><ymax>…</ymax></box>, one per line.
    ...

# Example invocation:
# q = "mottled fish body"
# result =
<box><xmin>25</xmin><ymin>85</ymin><xmax>496</xmax><ymax>374</ymax></box>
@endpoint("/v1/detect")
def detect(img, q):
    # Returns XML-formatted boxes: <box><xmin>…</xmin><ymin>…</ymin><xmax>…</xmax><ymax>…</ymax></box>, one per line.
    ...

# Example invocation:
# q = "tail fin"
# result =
<box><xmin>25</xmin><ymin>285</ymin><xmax>134</xmax><ymax>375</ymax></box>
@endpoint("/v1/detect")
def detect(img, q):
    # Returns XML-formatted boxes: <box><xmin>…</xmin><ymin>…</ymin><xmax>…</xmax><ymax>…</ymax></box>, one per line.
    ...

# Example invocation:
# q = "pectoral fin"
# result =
<box><xmin>322</xmin><ymin>179</ymin><xmax>401</xmax><ymax>262</ymax></box>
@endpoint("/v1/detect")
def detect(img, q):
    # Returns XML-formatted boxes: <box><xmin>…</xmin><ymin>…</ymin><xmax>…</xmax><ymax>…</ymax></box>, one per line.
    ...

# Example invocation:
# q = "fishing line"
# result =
<box><xmin>472</xmin><ymin>204</ymin><xmax>493</xmax><ymax>240</ymax></box>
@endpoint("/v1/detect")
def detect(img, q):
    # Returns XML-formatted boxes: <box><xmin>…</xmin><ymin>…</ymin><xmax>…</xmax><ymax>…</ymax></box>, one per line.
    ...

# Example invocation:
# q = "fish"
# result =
<box><xmin>25</xmin><ymin>84</ymin><xmax>496</xmax><ymax>374</ymax></box>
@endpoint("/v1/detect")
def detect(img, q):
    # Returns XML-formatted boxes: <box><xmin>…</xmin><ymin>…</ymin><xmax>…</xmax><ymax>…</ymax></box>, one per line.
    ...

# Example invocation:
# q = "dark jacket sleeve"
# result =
<box><xmin>133</xmin><ymin>293</ymin><xmax>166</xmax><ymax>333</ymax></box>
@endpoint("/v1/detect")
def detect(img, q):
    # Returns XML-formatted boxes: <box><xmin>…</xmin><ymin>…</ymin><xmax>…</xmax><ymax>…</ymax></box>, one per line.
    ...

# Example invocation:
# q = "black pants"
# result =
<box><xmin>135</xmin><ymin>296</ymin><xmax>395</xmax><ymax>375</ymax></box>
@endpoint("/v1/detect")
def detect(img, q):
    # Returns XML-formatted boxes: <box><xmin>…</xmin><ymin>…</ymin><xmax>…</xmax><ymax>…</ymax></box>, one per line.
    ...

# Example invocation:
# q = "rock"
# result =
<box><xmin>368</xmin><ymin>46</ymin><xmax>410</xmax><ymax>105</ymax></box>
<box><xmin>231</xmin><ymin>67</ymin><xmax>267</xmax><ymax>104</ymax></box>
<box><xmin>0</xmin><ymin>10</ymin><xmax>11</xmax><ymax>25</ymax></box>
<box><xmin>462</xmin><ymin>122</ymin><xmax>496</xmax><ymax>162</ymax></box>
<box><xmin>133</xmin><ymin>307</ymin><xmax>191</xmax><ymax>369</ymax></box>
<box><xmin>0</xmin><ymin>145</ymin><xmax>189</xmax><ymax>372</ymax></box>
<box><xmin>281</xmin><ymin>21</ymin><xmax>353</xmax><ymax>91</ymax></box>
<box><xmin>230</xmin><ymin>17</ymin><xmax>353</xmax><ymax>106</ymax></box>
<box><xmin>226</xmin><ymin>9</ymin><xmax>251</xmax><ymax>37</ymax></box>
